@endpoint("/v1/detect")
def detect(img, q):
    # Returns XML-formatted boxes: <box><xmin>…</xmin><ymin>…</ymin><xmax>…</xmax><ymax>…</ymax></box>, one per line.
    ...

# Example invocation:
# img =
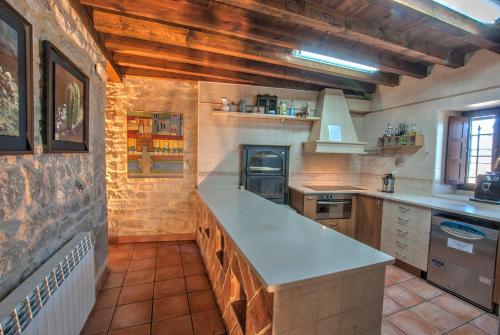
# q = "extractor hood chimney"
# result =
<box><xmin>303</xmin><ymin>88</ymin><xmax>367</xmax><ymax>154</ymax></box>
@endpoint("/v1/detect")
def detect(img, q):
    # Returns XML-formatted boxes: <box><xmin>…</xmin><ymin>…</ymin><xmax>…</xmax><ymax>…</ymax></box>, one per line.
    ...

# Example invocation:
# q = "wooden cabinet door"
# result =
<box><xmin>303</xmin><ymin>194</ymin><xmax>317</xmax><ymax>220</ymax></box>
<box><xmin>355</xmin><ymin>195</ymin><xmax>383</xmax><ymax>249</ymax></box>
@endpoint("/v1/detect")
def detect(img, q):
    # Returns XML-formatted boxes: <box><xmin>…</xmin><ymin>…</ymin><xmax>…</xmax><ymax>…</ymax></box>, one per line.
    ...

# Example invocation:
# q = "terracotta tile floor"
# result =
<box><xmin>83</xmin><ymin>242</ymin><xmax>499</xmax><ymax>335</ymax></box>
<box><xmin>81</xmin><ymin>241</ymin><xmax>226</xmax><ymax>335</ymax></box>
<box><xmin>383</xmin><ymin>265</ymin><xmax>499</xmax><ymax>335</ymax></box>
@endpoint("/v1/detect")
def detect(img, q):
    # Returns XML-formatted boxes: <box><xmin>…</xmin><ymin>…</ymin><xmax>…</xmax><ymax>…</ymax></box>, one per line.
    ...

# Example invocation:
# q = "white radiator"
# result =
<box><xmin>0</xmin><ymin>232</ymin><xmax>96</xmax><ymax>335</ymax></box>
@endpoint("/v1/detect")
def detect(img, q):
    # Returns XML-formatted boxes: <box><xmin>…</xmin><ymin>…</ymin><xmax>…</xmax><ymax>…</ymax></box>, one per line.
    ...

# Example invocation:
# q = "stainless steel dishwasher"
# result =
<box><xmin>428</xmin><ymin>213</ymin><xmax>499</xmax><ymax>311</ymax></box>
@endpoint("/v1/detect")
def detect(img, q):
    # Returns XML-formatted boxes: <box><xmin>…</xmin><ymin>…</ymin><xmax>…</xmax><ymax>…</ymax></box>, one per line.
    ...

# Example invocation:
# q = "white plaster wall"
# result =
<box><xmin>357</xmin><ymin>50</ymin><xmax>500</xmax><ymax>193</ymax></box>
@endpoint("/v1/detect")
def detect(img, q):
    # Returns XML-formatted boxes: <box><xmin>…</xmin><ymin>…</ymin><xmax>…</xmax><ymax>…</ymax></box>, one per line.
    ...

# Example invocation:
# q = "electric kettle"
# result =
<box><xmin>382</xmin><ymin>173</ymin><xmax>395</xmax><ymax>193</ymax></box>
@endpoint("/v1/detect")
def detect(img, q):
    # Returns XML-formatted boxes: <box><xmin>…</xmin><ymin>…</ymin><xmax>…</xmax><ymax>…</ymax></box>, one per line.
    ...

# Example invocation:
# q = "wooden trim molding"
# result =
<box><xmin>108</xmin><ymin>233</ymin><xmax>196</xmax><ymax>244</ymax></box>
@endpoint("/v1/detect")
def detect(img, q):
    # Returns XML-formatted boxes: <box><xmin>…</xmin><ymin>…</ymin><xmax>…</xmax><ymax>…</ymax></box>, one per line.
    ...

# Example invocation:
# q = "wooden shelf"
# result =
<box><xmin>212</xmin><ymin>111</ymin><xmax>320</xmax><ymax>122</ymax></box>
<box><xmin>368</xmin><ymin>135</ymin><xmax>424</xmax><ymax>155</ymax></box>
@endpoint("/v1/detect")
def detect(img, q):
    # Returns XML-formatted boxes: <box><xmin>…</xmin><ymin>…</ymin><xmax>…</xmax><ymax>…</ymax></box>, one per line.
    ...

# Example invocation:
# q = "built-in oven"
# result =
<box><xmin>316</xmin><ymin>194</ymin><xmax>352</xmax><ymax>220</ymax></box>
<box><xmin>428</xmin><ymin>213</ymin><xmax>499</xmax><ymax>311</ymax></box>
<box><xmin>241</xmin><ymin>145</ymin><xmax>289</xmax><ymax>204</ymax></box>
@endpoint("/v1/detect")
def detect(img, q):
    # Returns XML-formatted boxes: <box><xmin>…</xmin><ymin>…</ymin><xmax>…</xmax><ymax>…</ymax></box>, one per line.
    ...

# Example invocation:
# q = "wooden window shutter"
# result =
<box><xmin>445</xmin><ymin>116</ymin><xmax>469</xmax><ymax>185</ymax></box>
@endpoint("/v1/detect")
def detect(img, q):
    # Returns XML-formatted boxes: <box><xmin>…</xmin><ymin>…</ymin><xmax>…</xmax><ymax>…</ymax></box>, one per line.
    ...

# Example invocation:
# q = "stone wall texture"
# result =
<box><xmin>0</xmin><ymin>0</ymin><xmax>109</xmax><ymax>299</ymax></box>
<box><xmin>105</xmin><ymin>78</ymin><xmax>198</xmax><ymax>238</ymax></box>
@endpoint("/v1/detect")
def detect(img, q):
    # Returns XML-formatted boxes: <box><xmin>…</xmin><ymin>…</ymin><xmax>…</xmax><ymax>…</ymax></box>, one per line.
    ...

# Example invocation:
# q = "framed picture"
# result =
<box><xmin>127</xmin><ymin>111</ymin><xmax>184</xmax><ymax>178</ymax></box>
<box><xmin>43</xmin><ymin>40</ymin><xmax>89</xmax><ymax>153</ymax></box>
<box><xmin>0</xmin><ymin>0</ymin><xmax>33</xmax><ymax>155</ymax></box>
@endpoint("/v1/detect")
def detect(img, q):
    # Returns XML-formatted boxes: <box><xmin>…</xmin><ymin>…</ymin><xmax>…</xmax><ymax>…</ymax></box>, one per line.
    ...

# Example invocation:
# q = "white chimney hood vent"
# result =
<box><xmin>303</xmin><ymin>88</ymin><xmax>367</xmax><ymax>154</ymax></box>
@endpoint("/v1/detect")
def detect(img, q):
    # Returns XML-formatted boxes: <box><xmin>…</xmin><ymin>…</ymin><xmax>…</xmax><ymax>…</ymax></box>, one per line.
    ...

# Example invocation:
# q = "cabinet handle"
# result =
<box><xmin>377</xmin><ymin>200</ymin><xmax>382</xmax><ymax>208</ymax></box>
<box><xmin>306</xmin><ymin>197</ymin><xmax>315</xmax><ymax>201</ymax></box>
<box><xmin>398</xmin><ymin>217</ymin><xmax>409</xmax><ymax>223</ymax></box>
<box><xmin>397</xmin><ymin>228</ymin><xmax>408</xmax><ymax>236</ymax></box>
<box><xmin>398</xmin><ymin>206</ymin><xmax>410</xmax><ymax>212</ymax></box>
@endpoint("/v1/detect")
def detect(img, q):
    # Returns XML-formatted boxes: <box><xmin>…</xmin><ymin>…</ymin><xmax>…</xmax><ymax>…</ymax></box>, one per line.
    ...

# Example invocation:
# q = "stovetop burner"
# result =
<box><xmin>303</xmin><ymin>185</ymin><xmax>367</xmax><ymax>191</ymax></box>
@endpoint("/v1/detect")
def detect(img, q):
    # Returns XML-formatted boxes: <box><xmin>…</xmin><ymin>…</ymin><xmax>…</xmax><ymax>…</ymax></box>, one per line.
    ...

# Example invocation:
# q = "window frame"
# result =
<box><xmin>459</xmin><ymin>108</ymin><xmax>500</xmax><ymax>190</ymax></box>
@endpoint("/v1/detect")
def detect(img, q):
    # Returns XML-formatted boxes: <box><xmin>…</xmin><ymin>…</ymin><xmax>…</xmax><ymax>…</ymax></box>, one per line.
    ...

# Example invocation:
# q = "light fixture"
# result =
<box><xmin>431</xmin><ymin>0</ymin><xmax>500</xmax><ymax>24</ymax></box>
<box><xmin>292</xmin><ymin>50</ymin><xmax>378</xmax><ymax>74</ymax></box>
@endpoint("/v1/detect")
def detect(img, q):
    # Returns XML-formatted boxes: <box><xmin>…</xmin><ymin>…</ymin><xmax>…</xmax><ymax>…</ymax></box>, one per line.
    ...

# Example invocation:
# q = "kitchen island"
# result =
<box><xmin>195</xmin><ymin>183</ymin><xmax>394</xmax><ymax>335</ymax></box>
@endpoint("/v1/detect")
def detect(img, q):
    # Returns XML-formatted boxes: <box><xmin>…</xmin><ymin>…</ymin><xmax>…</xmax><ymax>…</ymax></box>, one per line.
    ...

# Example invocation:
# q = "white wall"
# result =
<box><xmin>197</xmin><ymin>82</ymin><xmax>361</xmax><ymax>186</ymax></box>
<box><xmin>357</xmin><ymin>49</ymin><xmax>500</xmax><ymax>193</ymax></box>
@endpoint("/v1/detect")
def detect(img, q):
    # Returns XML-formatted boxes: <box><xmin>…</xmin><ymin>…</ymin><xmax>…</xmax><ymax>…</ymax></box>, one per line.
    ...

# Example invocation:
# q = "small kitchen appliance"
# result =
<box><xmin>381</xmin><ymin>173</ymin><xmax>395</xmax><ymax>193</ymax></box>
<box><xmin>470</xmin><ymin>172</ymin><xmax>500</xmax><ymax>205</ymax></box>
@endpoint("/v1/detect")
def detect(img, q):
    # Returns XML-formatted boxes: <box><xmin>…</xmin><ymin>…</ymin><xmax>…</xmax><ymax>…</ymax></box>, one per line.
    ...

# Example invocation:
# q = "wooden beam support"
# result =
<box><xmin>91</xmin><ymin>9</ymin><xmax>399</xmax><ymax>86</ymax></box>
<box><xmin>215</xmin><ymin>0</ymin><xmax>467</xmax><ymax>67</ymax></box>
<box><xmin>389</xmin><ymin>0</ymin><xmax>500</xmax><ymax>52</ymax></box>
<box><xmin>114</xmin><ymin>53</ymin><xmax>364</xmax><ymax>92</ymax></box>
<box><xmin>81</xmin><ymin>0</ymin><xmax>429</xmax><ymax>77</ymax></box>
<box><xmin>120</xmin><ymin>66</ymin><xmax>328</xmax><ymax>91</ymax></box>
<box><xmin>104</xmin><ymin>36</ymin><xmax>376</xmax><ymax>93</ymax></box>
<box><xmin>67</xmin><ymin>0</ymin><xmax>121</xmax><ymax>81</ymax></box>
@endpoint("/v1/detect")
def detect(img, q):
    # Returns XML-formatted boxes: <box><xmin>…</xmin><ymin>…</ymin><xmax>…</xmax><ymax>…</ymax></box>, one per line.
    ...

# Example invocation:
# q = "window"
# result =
<box><xmin>466</xmin><ymin>115</ymin><xmax>496</xmax><ymax>184</ymax></box>
<box><xmin>445</xmin><ymin>109</ymin><xmax>500</xmax><ymax>187</ymax></box>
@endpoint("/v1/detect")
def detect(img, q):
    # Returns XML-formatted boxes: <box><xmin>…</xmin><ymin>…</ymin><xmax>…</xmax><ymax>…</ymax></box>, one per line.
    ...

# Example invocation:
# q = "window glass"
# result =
<box><xmin>466</xmin><ymin>116</ymin><xmax>496</xmax><ymax>184</ymax></box>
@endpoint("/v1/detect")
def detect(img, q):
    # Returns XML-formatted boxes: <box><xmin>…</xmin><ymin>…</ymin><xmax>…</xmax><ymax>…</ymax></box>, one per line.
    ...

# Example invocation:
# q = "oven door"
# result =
<box><xmin>316</xmin><ymin>198</ymin><xmax>352</xmax><ymax>220</ymax></box>
<box><xmin>246</xmin><ymin>148</ymin><xmax>286</xmax><ymax>175</ymax></box>
<box><xmin>245</xmin><ymin>176</ymin><xmax>285</xmax><ymax>203</ymax></box>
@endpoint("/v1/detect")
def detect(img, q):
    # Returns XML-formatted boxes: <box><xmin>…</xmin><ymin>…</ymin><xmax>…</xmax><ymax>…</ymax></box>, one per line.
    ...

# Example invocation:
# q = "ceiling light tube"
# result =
<box><xmin>292</xmin><ymin>50</ymin><xmax>378</xmax><ymax>73</ymax></box>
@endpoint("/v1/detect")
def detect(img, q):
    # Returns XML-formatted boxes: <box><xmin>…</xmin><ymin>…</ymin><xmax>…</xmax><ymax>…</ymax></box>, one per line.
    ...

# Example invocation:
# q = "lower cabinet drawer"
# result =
<box><xmin>381</xmin><ymin>230</ymin><xmax>430</xmax><ymax>271</ymax></box>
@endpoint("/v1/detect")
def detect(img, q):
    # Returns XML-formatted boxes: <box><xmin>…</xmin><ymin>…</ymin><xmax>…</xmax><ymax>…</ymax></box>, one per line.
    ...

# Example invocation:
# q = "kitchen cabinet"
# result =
<box><xmin>355</xmin><ymin>195</ymin><xmax>383</xmax><ymax>249</ymax></box>
<box><xmin>381</xmin><ymin>201</ymin><xmax>431</xmax><ymax>271</ymax></box>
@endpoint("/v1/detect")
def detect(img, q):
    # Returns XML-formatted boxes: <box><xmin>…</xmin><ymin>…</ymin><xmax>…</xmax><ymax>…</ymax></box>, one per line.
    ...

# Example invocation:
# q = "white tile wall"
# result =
<box><xmin>197</xmin><ymin>82</ymin><xmax>361</xmax><ymax>186</ymax></box>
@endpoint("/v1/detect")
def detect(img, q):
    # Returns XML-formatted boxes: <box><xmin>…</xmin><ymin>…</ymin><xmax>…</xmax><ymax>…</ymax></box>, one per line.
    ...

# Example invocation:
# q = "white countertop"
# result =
<box><xmin>197</xmin><ymin>184</ymin><xmax>394</xmax><ymax>292</ymax></box>
<box><xmin>290</xmin><ymin>184</ymin><xmax>500</xmax><ymax>222</ymax></box>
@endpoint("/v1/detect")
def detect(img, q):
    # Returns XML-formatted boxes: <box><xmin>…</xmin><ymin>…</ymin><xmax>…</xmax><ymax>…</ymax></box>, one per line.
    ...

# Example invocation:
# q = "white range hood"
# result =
<box><xmin>303</xmin><ymin>88</ymin><xmax>367</xmax><ymax>154</ymax></box>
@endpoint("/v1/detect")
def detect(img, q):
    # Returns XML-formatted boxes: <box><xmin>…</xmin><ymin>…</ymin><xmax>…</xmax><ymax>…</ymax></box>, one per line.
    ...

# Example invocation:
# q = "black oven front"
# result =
<box><xmin>316</xmin><ymin>194</ymin><xmax>352</xmax><ymax>220</ymax></box>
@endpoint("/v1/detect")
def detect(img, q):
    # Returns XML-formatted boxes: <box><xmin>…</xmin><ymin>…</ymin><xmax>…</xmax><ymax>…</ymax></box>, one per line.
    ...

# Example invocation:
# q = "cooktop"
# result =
<box><xmin>303</xmin><ymin>185</ymin><xmax>367</xmax><ymax>191</ymax></box>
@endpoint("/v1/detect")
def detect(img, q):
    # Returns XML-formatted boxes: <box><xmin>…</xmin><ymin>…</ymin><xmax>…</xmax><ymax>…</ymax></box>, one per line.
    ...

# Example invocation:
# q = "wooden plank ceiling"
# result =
<box><xmin>79</xmin><ymin>0</ymin><xmax>500</xmax><ymax>95</ymax></box>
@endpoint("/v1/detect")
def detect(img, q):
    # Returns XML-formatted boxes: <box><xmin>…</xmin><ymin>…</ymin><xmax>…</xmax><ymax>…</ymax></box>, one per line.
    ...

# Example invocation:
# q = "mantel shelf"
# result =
<box><xmin>212</xmin><ymin>111</ymin><xmax>320</xmax><ymax>122</ymax></box>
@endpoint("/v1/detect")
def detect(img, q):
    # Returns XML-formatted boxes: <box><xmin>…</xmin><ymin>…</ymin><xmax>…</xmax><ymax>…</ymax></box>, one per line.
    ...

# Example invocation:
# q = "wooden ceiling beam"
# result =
<box><xmin>389</xmin><ymin>0</ymin><xmax>500</xmax><ymax>52</ymax></box>
<box><xmin>120</xmin><ymin>66</ymin><xmax>328</xmax><ymax>91</ymax></box>
<box><xmin>113</xmin><ymin>53</ymin><xmax>367</xmax><ymax>93</ymax></box>
<box><xmin>91</xmin><ymin>9</ymin><xmax>399</xmax><ymax>86</ymax></box>
<box><xmin>104</xmin><ymin>36</ymin><xmax>376</xmax><ymax>93</ymax></box>
<box><xmin>67</xmin><ymin>0</ymin><xmax>121</xmax><ymax>82</ymax></box>
<box><xmin>215</xmin><ymin>0</ymin><xmax>467</xmax><ymax>68</ymax></box>
<box><xmin>81</xmin><ymin>0</ymin><xmax>428</xmax><ymax>77</ymax></box>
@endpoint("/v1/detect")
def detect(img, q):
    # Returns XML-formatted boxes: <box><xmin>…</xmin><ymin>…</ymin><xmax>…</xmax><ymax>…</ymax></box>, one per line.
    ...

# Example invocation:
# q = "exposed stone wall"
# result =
<box><xmin>105</xmin><ymin>78</ymin><xmax>198</xmax><ymax>239</ymax></box>
<box><xmin>0</xmin><ymin>0</ymin><xmax>108</xmax><ymax>299</ymax></box>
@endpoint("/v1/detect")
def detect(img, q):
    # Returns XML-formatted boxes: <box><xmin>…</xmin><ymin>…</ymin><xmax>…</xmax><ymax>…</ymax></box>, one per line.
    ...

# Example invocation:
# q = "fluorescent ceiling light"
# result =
<box><xmin>431</xmin><ymin>0</ymin><xmax>500</xmax><ymax>24</ymax></box>
<box><xmin>292</xmin><ymin>50</ymin><xmax>378</xmax><ymax>73</ymax></box>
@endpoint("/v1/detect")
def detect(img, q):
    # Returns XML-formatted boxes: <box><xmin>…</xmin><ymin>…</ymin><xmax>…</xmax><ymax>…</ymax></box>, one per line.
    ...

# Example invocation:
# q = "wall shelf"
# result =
<box><xmin>212</xmin><ymin>111</ymin><xmax>320</xmax><ymax>122</ymax></box>
<box><xmin>366</xmin><ymin>135</ymin><xmax>424</xmax><ymax>156</ymax></box>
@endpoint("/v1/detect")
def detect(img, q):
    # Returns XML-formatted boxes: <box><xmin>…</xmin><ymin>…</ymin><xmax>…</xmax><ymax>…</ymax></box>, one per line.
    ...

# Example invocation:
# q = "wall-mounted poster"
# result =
<box><xmin>127</xmin><ymin>111</ymin><xmax>184</xmax><ymax>178</ymax></box>
<box><xmin>43</xmin><ymin>40</ymin><xmax>89</xmax><ymax>153</ymax></box>
<box><xmin>0</xmin><ymin>0</ymin><xmax>33</xmax><ymax>155</ymax></box>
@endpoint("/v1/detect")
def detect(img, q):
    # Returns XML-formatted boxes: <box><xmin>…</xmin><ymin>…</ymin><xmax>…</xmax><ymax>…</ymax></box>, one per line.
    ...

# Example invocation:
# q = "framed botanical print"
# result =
<box><xmin>43</xmin><ymin>40</ymin><xmax>89</xmax><ymax>153</ymax></box>
<box><xmin>0</xmin><ymin>0</ymin><xmax>33</xmax><ymax>155</ymax></box>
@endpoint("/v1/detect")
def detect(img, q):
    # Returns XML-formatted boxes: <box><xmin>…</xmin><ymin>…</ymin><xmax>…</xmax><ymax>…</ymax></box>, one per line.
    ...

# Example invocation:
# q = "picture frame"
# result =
<box><xmin>0</xmin><ymin>0</ymin><xmax>34</xmax><ymax>155</ymax></box>
<box><xmin>43</xmin><ymin>40</ymin><xmax>89</xmax><ymax>153</ymax></box>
